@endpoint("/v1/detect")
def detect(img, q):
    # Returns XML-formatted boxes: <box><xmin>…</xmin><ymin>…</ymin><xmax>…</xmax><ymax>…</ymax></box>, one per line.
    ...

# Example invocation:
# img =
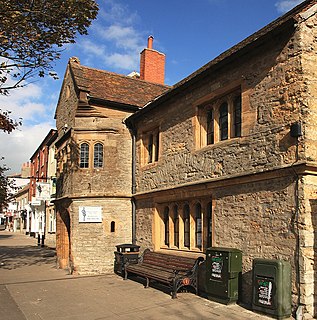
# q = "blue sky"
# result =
<box><xmin>0</xmin><ymin>0</ymin><xmax>304</xmax><ymax>174</ymax></box>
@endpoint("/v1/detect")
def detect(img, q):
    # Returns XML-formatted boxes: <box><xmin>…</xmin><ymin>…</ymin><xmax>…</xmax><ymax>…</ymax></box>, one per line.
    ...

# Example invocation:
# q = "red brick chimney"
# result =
<box><xmin>140</xmin><ymin>36</ymin><xmax>165</xmax><ymax>85</ymax></box>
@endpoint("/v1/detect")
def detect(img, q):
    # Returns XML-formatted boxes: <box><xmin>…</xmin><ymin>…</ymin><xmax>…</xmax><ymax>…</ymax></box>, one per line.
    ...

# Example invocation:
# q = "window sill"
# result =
<box><xmin>158</xmin><ymin>247</ymin><xmax>205</xmax><ymax>258</ymax></box>
<box><xmin>140</xmin><ymin>162</ymin><xmax>158</xmax><ymax>170</ymax></box>
<box><xmin>194</xmin><ymin>136</ymin><xmax>243</xmax><ymax>153</ymax></box>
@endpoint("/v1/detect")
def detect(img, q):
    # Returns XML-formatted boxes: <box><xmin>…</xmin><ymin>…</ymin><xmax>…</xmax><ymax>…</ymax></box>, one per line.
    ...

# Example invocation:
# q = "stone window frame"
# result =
<box><xmin>157</xmin><ymin>198</ymin><xmax>213</xmax><ymax>253</ymax></box>
<box><xmin>79</xmin><ymin>142</ymin><xmax>89</xmax><ymax>168</ymax></box>
<box><xmin>196</xmin><ymin>88</ymin><xmax>242</xmax><ymax>149</ymax></box>
<box><xmin>79</xmin><ymin>141</ymin><xmax>105</xmax><ymax>169</ymax></box>
<box><xmin>141</xmin><ymin>127</ymin><xmax>160</xmax><ymax>166</ymax></box>
<box><xmin>93</xmin><ymin>142</ymin><xmax>104</xmax><ymax>168</ymax></box>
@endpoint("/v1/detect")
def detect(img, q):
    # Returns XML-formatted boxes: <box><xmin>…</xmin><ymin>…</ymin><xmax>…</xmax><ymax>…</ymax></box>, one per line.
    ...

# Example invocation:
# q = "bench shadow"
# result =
<box><xmin>125</xmin><ymin>274</ymin><xmax>196</xmax><ymax>298</ymax></box>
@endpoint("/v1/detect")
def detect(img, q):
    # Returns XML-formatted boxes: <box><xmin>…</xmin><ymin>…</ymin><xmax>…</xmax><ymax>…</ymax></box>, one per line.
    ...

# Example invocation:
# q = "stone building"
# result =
<box><xmin>53</xmin><ymin>38</ymin><xmax>168</xmax><ymax>274</ymax></box>
<box><xmin>125</xmin><ymin>1</ymin><xmax>317</xmax><ymax>317</ymax></box>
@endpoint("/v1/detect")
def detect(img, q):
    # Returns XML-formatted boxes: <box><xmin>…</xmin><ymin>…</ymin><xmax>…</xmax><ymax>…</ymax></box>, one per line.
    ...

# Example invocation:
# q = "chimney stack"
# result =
<box><xmin>140</xmin><ymin>36</ymin><xmax>165</xmax><ymax>85</ymax></box>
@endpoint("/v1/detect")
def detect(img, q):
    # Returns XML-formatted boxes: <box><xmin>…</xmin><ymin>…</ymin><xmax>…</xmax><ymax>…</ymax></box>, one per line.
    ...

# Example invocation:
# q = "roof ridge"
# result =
<box><xmin>71</xmin><ymin>61</ymin><xmax>170</xmax><ymax>89</ymax></box>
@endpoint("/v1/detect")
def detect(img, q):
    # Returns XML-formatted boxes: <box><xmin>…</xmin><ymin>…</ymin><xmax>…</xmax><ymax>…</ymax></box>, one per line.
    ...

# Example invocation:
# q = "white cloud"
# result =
<box><xmin>0</xmin><ymin>122</ymin><xmax>54</xmax><ymax>174</ymax></box>
<box><xmin>74</xmin><ymin>1</ymin><xmax>145</xmax><ymax>73</ymax></box>
<box><xmin>104</xmin><ymin>53</ymin><xmax>138</xmax><ymax>70</ymax></box>
<box><xmin>0</xmin><ymin>82</ymin><xmax>49</xmax><ymax>124</ymax></box>
<box><xmin>275</xmin><ymin>0</ymin><xmax>304</xmax><ymax>13</ymax></box>
<box><xmin>0</xmin><ymin>74</ymin><xmax>55</xmax><ymax>175</ymax></box>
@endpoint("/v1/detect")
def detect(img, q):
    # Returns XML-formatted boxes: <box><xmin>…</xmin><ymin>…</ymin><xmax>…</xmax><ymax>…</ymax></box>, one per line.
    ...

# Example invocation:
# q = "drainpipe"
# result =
<box><xmin>125</xmin><ymin>118</ymin><xmax>137</xmax><ymax>245</ymax></box>
<box><xmin>131</xmin><ymin>128</ymin><xmax>137</xmax><ymax>245</ymax></box>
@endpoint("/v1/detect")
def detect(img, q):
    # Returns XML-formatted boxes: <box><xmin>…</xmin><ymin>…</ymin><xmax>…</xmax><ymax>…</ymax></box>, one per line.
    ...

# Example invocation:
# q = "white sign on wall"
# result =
<box><xmin>36</xmin><ymin>182</ymin><xmax>51</xmax><ymax>201</ymax></box>
<box><xmin>79</xmin><ymin>206</ymin><xmax>102</xmax><ymax>223</ymax></box>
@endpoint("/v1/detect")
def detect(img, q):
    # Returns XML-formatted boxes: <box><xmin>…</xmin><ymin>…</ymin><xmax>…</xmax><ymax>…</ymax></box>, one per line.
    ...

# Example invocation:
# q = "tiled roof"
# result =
<box><xmin>69</xmin><ymin>61</ymin><xmax>170</xmax><ymax>108</ymax></box>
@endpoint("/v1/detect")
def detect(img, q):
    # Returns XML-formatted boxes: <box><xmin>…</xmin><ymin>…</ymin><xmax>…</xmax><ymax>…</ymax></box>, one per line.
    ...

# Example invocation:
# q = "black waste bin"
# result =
<box><xmin>205</xmin><ymin>247</ymin><xmax>242</xmax><ymax>304</ymax></box>
<box><xmin>252</xmin><ymin>258</ymin><xmax>291</xmax><ymax>319</ymax></box>
<box><xmin>114</xmin><ymin>244</ymin><xmax>140</xmax><ymax>276</ymax></box>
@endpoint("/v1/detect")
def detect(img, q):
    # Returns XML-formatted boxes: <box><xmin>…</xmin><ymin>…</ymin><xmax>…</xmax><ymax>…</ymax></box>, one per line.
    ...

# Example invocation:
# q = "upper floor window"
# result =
<box><xmin>197</xmin><ymin>89</ymin><xmax>242</xmax><ymax>148</ymax></box>
<box><xmin>219</xmin><ymin>102</ymin><xmax>228</xmax><ymax>141</ymax></box>
<box><xmin>233</xmin><ymin>95</ymin><xmax>242</xmax><ymax>138</ymax></box>
<box><xmin>94</xmin><ymin>143</ymin><xmax>103</xmax><ymax>168</ymax></box>
<box><xmin>80</xmin><ymin>143</ymin><xmax>89</xmax><ymax>168</ymax></box>
<box><xmin>142</xmin><ymin>128</ymin><xmax>160</xmax><ymax>165</ymax></box>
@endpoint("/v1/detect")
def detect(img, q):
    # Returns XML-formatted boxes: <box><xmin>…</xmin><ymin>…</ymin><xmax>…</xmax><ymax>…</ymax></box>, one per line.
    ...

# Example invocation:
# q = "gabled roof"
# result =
<box><xmin>69</xmin><ymin>59</ymin><xmax>170</xmax><ymax>108</ymax></box>
<box><xmin>30</xmin><ymin>129</ymin><xmax>57</xmax><ymax>161</ymax></box>
<box><xmin>127</xmin><ymin>0</ymin><xmax>317</xmax><ymax>122</ymax></box>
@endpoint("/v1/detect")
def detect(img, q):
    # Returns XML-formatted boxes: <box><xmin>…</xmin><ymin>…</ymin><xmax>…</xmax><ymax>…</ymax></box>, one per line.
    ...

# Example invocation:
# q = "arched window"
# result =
<box><xmin>195</xmin><ymin>203</ymin><xmax>202</xmax><ymax>250</ymax></box>
<box><xmin>80</xmin><ymin>143</ymin><xmax>89</xmax><ymax>168</ymax></box>
<box><xmin>206</xmin><ymin>202</ymin><xmax>213</xmax><ymax>248</ymax></box>
<box><xmin>94</xmin><ymin>143</ymin><xmax>103</xmax><ymax>168</ymax></box>
<box><xmin>183</xmin><ymin>204</ymin><xmax>190</xmax><ymax>249</ymax></box>
<box><xmin>219</xmin><ymin>102</ymin><xmax>228</xmax><ymax>141</ymax></box>
<box><xmin>233</xmin><ymin>95</ymin><xmax>242</xmax><ymax>137</ymax></box>
<box><xmin>173</xmin><ymin>205</ymin><xmax>179</xmax><ymax>248</ymax></box>
<box><xmin>163</xmin><ymin>207</ymin><xmax>169</xmax><ymax>246</ymax></box>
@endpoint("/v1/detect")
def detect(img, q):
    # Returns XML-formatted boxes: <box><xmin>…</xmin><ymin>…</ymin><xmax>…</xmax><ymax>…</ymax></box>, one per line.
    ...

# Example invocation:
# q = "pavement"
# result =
<box><xmin>0</xmin><ymin>230</ymin><xmax>290</xmax><ymax>320</ymax></box>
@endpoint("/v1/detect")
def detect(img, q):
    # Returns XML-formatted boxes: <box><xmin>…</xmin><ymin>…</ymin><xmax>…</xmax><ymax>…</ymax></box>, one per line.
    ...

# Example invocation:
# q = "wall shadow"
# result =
<box><xmin>0</xmin><ymin>245</ymin><xmax>56</xmax><ymax>270</ymax></box>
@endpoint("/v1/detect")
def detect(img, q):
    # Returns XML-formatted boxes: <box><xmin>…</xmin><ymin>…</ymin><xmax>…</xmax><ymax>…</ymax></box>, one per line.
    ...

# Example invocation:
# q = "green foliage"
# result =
<box><xmin>0</xmin><ymin>0</ymin><xmax>99</xmax><ymax>94</ymax></box>
<box><xmin>0</xmin><ymin>160</ymin><xmax>15</xmax><ymax>211</ymax></box>
<box><xmin>0</xmin><ymin>109</ymin><xmax>22</xmax><ymax>133</ymax></box>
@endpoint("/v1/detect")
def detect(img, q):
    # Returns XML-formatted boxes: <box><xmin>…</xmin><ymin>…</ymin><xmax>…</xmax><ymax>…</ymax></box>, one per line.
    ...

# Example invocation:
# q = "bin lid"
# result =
<box><xmin>206</xmin><ymin>247</ymin><xmax>242</xmax><ymax>254</ymax></box>
<box><xmin>115</xmin><ymin>243</ymin><xmax>140</xmax><ymax>250</ymax></box>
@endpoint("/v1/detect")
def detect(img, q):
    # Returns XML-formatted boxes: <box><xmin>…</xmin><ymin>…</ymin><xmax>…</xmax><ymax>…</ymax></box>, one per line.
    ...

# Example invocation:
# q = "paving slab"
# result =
<box><xmin>0</xmin><ymin>231</ymin><xmax>292</xmax><ymax>320</ymax></box>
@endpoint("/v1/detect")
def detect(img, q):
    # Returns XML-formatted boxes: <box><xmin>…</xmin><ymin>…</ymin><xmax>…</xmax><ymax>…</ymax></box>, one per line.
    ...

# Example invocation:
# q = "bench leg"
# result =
<box><xmin>124</xmin><ymin>269</ymin><xmax>128</xmax><ymax>280</ymax></box>
<box><xmin>171</xmin><ymin>278</ymin><xmax>178</xmax><ymax>299</ymax></box>
<box><xmin>144</xmin><ymin>277</ymin><xmax>149</xmax><ymax>288</ymax></box>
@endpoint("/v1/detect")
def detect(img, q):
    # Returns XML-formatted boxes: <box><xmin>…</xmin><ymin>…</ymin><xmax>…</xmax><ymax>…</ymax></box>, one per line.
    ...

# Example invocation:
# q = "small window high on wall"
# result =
<box><xmin>142</xmin><ymin>128</ymin><xmax>160</xmax><ymax>165</ymax></box>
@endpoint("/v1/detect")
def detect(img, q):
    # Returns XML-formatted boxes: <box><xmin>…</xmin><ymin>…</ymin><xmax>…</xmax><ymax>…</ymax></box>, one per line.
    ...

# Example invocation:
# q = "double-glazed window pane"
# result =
<box><xmin>164</xmin><ymin>207</ymin><xmax>169</xmax><ymax>246</ymax></box>
<box><xmin>183</xmin><ymin>204</ymin><xmax>190</xmax><ymax>248</ymax></box>
<box><xmin>195</xmin><ymin>203</ymin><xmax>202</xmax><ymax>250</ymax></box>
<box><xmin>219</xmin><ymin>102</ymin><xmax>228</xmax><ymax>141</ymax></box>
<box><xmin>80</xmin><ymin>143</ymin><xmax>89</xmax><ymax>168</ymax></box>
<box><xmin>94</xmin><ymin>143</ymin><xmax>103</xmax><ymax>168</ymax></box>
<box><xmin>207</xmin><ymin>109</ymin><xmax>214</xmax><ymax>145</ymax></box>
<box><xmin>147</xmin><ymin>132</ymin><xmax>159</xmax><ymax>164</ymax></box>
<box><xmin>207</xmin><ymin>202</ymin><xmax>213</xmax><ymax>248</ymax></box>
<box><xmin>233</xmin><ymin>96</ymin><xmax>242</xmax><ymax>137</ymax></box>
<box><xmin>173</xmin><ymin>205</ymin><xmax>179</xmax><ymax>247</ymax></box>
<box><xmin>147</xmin><ymin>134</ymin><xmax>153</xmax><ymax>163</ymax></box>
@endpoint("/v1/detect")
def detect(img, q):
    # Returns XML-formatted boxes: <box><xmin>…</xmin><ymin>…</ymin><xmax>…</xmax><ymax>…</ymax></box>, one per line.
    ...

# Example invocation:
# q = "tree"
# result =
<box><xmin>0</xmin><ymin>0</ymin><xmax>99</xmax><ymax>131</ymax></box>
<box><xmin>0</xmin><ymin>160</ymin><xmax>15</xmax><ymax>212</ymax></box>
<box><xmin>0</xmin><ymin>0</ymin><xmax>99</xmax><ymax>206</ymax></box>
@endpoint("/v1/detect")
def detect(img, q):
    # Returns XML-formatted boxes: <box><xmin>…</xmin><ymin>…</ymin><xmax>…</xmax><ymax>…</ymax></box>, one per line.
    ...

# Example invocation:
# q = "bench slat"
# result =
<box><xmin>124</xmin><ymin>249</ymin><xmax>204</xmax><ymax>299</ymax></box>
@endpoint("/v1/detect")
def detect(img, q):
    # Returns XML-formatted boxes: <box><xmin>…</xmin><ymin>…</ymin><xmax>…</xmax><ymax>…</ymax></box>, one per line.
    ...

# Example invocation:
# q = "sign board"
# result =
<box><xmin>211</xmin><ymin>254</ymin><xmax>224</xmax><ymax>280</ymax></box>
<box><xmin>36</xmin><ymin>182</ymin><xmax>51</xmax><ymax>201</ymax></box>
<box><xmin>31</xmin><ymin>197</ymin><xmax>42</xmax><ymax>206</ymax></box>
<box><xmin>256</xmin><ymin>276</ymin><xmax>273</xmax><ymax>306</ymax></box>
<box><xmin>79</xmin><ymin>206</ymin><xmax>102</xmax><ymax>223</ymax></box>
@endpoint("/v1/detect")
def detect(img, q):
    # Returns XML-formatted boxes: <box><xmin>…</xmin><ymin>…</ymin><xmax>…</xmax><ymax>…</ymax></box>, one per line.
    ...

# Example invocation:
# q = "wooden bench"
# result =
<box><xmin>124</xmin><ymin>249</ymin><xmax>204</xmax><ymax>298</ymax></box>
